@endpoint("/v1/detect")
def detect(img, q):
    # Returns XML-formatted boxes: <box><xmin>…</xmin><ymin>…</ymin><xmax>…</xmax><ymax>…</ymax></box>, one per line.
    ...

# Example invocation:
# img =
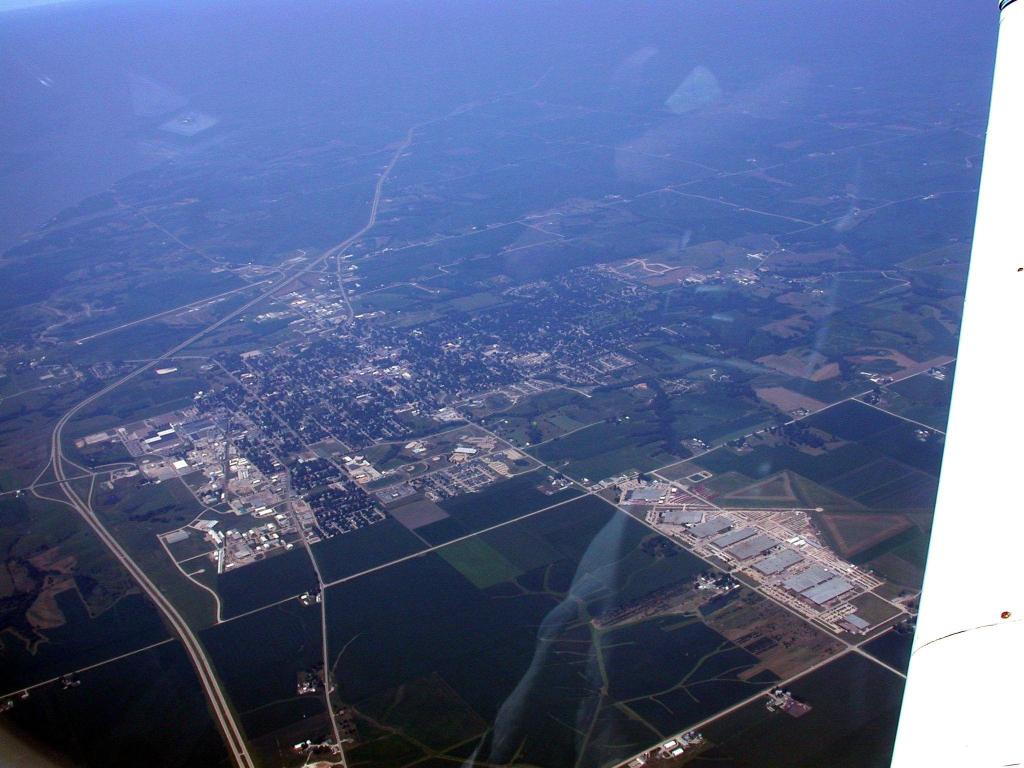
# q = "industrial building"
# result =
<box><xmin>801</xmin><ymin>575</ymin><xmax>854</xmax><ymax>605</ymax></box>
<box><xmin>728</xmin><ymin>534</ymin><xmax>779</xmax><ymax>561</ymax></box>
<box><xmin>840</xmin><ymin>614</ymin><xmax>871</xmax><ymax>634</ymax></box>
<box><xmin>689</xmin><ymin>517</ymin><xmax>732</xmax><ymax>538</ymax></box>
<box><xmin>625</xmin><ymin>486</ymin><xmax>665</xmax><ymax>504</ymax></box>
<box><xmin>782</xmin><ymin>565</ymin><xmax>834</xmax><ymax>593</ymax></box>
<box><xmin>753</xmin><ymin>548</ymin><xmax>803</xmax><ymax>575</ymax></box>
<box><xmin>711</xmin><ymin>526</ymin><xmax>757</xmax><ymax>548</ymax></box>
<box><xmin>660</xmin><ymin>508</ymin><xmax>703</xmax><ymax>525</ymax></box>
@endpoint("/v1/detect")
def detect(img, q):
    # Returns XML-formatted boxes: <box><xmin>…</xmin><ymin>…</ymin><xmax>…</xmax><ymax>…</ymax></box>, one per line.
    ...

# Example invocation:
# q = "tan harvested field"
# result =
<box><xmin>642</xmin><ymin>266</ymin><xmax>696</xmax><ymax>286</ymax></box>
<box><xmin>772</xmin><ymin>245</ymin><xmax>849</xmax><ymax>265</ymax></box>
<box><xmin>817</xmin><ymin>512</ymin><xmax>914</xmax><ymax>559</ymax></box>
<box><xmin>721</xmin><ymin>471</ymin><xmax>799</xmax><ymax>504</ymax></box>
<box><xmin>754</xmin><ymin>386</ymin><xmax>828</xmax><ymax>414</ymax></box>
<box><xmin>28</xmin><ymin>549</ymin><xmax>77</xmax><ymax>574</ymax></box>
<box><xmin>757</xmin><ymin>351</ymin><xmax>839</xmax><ymax>381</ymax></box>
<box><xmin>849</xmin><ymin>350</ymin><xmax>954</xmax><ymax>377</ymax></box>
<box><xmin>26</xmin><ymin>579</ymin><xmax>75</xmax><ymax>631</ymax></box>
<box><xmin>760</xmin><ymin>313</ymin><xmax>814</xmax><ymax>339</ymax></box>
<box><xmin>390</xmin><ymin>499</ymin><xmax>450</xmax><ymax>530</ymax></box>
<box><xmin>704</xmin><ymin>590</ymin><xmax>844</xmax><ymax>678</ymax></box>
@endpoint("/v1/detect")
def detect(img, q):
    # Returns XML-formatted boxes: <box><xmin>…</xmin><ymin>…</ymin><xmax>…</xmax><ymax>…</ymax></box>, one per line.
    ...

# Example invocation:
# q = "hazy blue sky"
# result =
<box><xmin>0</xmin><ymin>0</ymin><xmax>75</xmax><ymax>10</ymax></box>
<box><xmin>0</xmin><ymin>0</ymin><xmax>998</xmax><ymax>251</ymax></box>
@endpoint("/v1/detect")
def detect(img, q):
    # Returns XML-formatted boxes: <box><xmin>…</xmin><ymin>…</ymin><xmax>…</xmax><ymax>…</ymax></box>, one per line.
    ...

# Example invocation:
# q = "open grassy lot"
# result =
<box><xmin>417</xmin><ymin>468</ymin><xmax>582</xmax><ymax>545</ymax></box>
<box><xmin>1</xmin><ymin>641</ymin><xmax>230</xmax><ymax>768</ymax></box>
<box><xmin>322</xmin><ymin>496</ymin><xmax>803</xmax><ymax>767</ymax></box>
<box><xmin>696</xmin><ymin>652</ymin><xmax>905</xmax><ymax>768</ymax></box>
<box><xmin>200</xmin><ymin>600</ymin><xmax>330</xmax><ymax>767</ymax></box>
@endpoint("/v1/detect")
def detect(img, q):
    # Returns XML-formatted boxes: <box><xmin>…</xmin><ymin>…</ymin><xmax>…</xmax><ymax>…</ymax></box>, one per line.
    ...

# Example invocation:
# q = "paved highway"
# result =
<box><xmin>48</xmin><ymin>412</ymin><xmax>255</xmax><ymax>768</ymax></box>
<box><xmin>45</xmin><ymin>125</ymin><xmax>416</xmax><ymax>768</ymax></box>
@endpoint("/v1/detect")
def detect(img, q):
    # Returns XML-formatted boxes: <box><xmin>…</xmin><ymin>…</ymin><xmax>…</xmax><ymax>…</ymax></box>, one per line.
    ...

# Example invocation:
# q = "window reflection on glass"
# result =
<box><xmin>0</xmin><ymin>2</ymin><xmax>997</xmax><ymax>767</ymax></box>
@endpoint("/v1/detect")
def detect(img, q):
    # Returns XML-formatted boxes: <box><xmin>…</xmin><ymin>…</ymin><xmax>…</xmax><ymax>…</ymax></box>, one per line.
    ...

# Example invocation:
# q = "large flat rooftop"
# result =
<box><xmin>690</xmin><ymin>517</ymin><xmax>732</xmax><ymax>538</ymax></box>
<box><xmin>753</xmin><ymin>548</ymin><xmax>803</xmax><ymax>575</ymax></box>
<box><xmin>661</xmin><ymin>508</ymin><xmax>703</xmax><ymax>525</ymax></box>
<box><xmin>728</xmin><ymin>534</ymin><xmax>779</xmax><ymax>561</ymax></box>
<box><xmin>783</xmin><ymin>565</ymin><xmax>834</xmax><ymax>593</ymax></box>
<box><xmin>711</xmin><ymin>526</ymin><xmax>757</xmax><ymax>548</ymax></box>
<box><xmin>801</xmin><ymin>576</ymin><xmax>854</xmax><ymax>605</ymax></box>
